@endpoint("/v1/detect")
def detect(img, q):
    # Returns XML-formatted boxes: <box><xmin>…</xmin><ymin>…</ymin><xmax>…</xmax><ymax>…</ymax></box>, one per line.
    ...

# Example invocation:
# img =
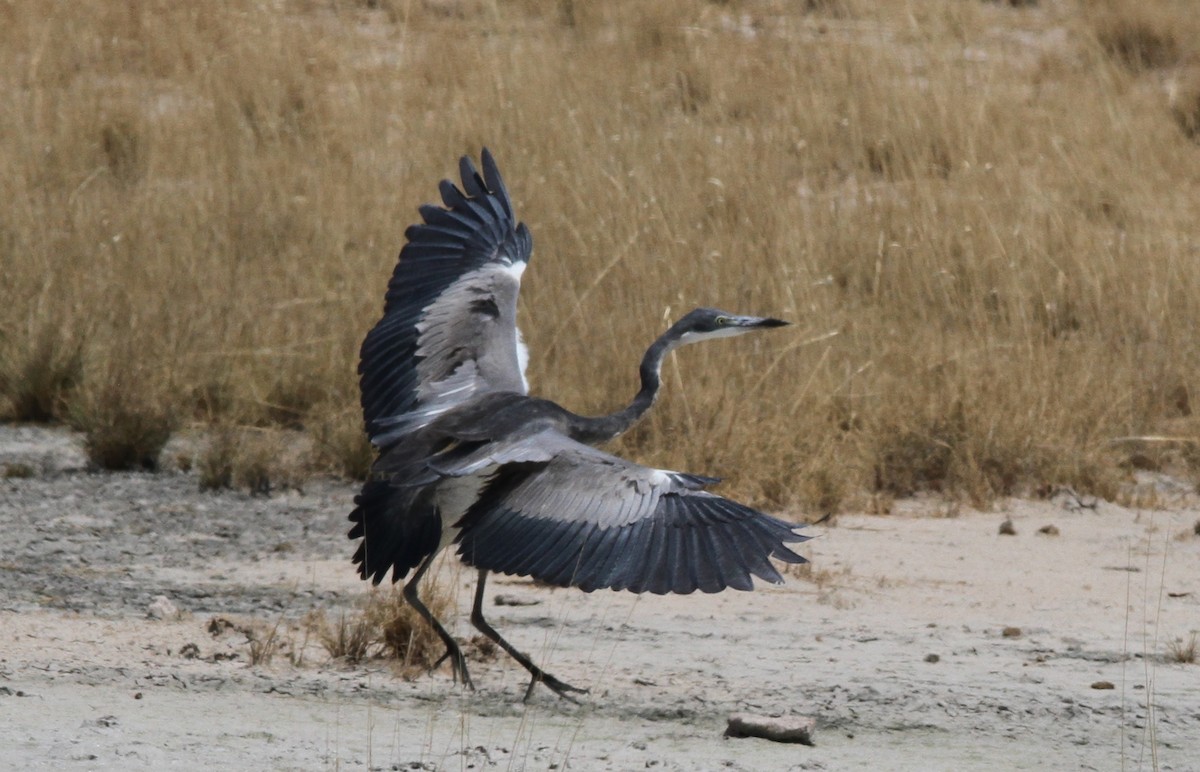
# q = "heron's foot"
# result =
<box><xmin>523</xmin><ymin>669</ymin><xmax>588</xmax><ymax>703</ymax></box>
<box><xmin>433</xmin><ymin>643</ymin><xmax>475</xmax><ymax>691</ymax></box>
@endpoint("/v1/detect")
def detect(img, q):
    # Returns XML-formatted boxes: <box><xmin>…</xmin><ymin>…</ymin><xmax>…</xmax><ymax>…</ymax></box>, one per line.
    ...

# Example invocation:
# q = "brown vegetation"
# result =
<box><xmin>1167</xmin><ymin>632</ymin><xmax>1197</xmax><ymax>665</ymax></box>
<box><xmin>3</xmin><ymin>0</ymin><xmax>1200</xmax><ymax>511</ymax></box>
<box><xmin>310</xmin><ymin>582</ymin><xmax>457</xmax><ymax>672</ymax></box>
<box><xmin>1085</xmin><ymin>0</ymin><xmax>1195</xmax><ymax>72</ymax></box>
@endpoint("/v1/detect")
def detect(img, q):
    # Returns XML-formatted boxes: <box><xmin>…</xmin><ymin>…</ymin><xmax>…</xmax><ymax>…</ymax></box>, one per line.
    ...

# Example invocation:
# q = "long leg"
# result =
<box><xmin>469</xmin><ymin>568</ymin><xmax>588</xmax><ymax>702</ymax></box>
<box><xmin>404</xmin><ymin>552</ymin><xmax>473</xmax><ymax>690</ymax></box>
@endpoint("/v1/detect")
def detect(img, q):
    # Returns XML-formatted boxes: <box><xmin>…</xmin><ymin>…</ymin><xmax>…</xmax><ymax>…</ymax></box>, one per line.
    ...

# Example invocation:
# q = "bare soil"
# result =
<box><xmin>2</xmin><ymin>426</ymin><xmax>1198</xmax><ymax>770</ymax></box>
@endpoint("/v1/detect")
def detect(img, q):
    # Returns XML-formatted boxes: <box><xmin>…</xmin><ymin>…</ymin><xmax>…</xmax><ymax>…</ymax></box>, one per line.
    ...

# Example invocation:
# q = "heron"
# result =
<box><xmin>350</xmin><ymin>149</ymin><xmax>809</xmax><ymax>700</ymax></box>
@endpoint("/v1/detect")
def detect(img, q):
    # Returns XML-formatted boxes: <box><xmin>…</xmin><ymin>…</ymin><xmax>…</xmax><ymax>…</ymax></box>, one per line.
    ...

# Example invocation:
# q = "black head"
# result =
<box><xmin>669</xmin><ymin>307</ymin><xmax>789</xmax><ymax>345</ymax></box>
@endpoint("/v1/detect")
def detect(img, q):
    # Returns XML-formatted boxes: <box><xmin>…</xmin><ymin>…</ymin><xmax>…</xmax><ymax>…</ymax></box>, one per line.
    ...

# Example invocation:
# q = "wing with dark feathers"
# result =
<box><xmin>348</xmin><ymin>478</ymin><xmax>442</xmax><ymax>585</ymax></box>
<box><xmin>359</xmin><ymin>149</ymin><xmax>533</xmax><ymax>446</ymax></box>
<box><xmin>451</xmin><ymin>434</ymin><xmax>809</xmax><ymax>595</ymax></box>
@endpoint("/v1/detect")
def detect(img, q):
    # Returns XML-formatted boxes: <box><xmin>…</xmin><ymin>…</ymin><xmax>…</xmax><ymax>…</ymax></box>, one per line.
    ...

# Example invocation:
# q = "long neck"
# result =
<box><xmin>567</xmin><ymin>333</ymin><xmax>677</xmax><ymax>445</ymax></box>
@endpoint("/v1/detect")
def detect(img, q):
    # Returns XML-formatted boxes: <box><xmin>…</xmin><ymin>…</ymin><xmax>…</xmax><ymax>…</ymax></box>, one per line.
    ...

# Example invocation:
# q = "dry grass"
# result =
<box><xmin>1166</xmin><ymin>632</ymin><xmax>1198</xmax><ymax>664</ymax></box>
<box><xmin>4</xmin><ymin>0</ymin><xmax>1200</xmax><ymax>510</ymax></box>
<box><xmin>67</xmin><ymin>358</ymin><xmax>177</xmax><ymax>471</ymax></box>
<box><xmin>197</xmin><ymin>426</ymin><xmax>306</xmax><ymax>494</ymax></box>
<box><xmin>247</xmin><ymin>618</ymin><xmax>286</xmax><ymax>666</ymax></box>
<box><xmin>0</xmin><ymin>321</ymin><xmax>84</xmax><ymax>422</ymax></box>
<box><xmin>309</xmin><ymin>581</ymin><xmax>457</xmax><ymax>671</ymax></box>
<box><xmin>366</xmin><ymin>583</ymin><xmax>457</xmax><ymax>672</ymax></box>
<box><xmin>312</xmin><ymin>609</ymin><xmax>376</xmax><ymax>665</ymax></box>
<box><xmin>1085</xmin><ymin>0</ymin><xmax>1196</xmax><ymax>73</ymax></box>
<box><xmin>309</xmin><ymin>408</ymin><xmax>374</xmax><ymax>481</ymax></box>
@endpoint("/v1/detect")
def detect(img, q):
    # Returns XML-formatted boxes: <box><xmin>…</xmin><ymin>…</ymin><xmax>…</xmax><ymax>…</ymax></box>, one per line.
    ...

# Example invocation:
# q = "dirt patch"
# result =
<box><xmin>2</xmin><ymin>427</ymin><xmax>1198</xmax><ymax>769</ymax></box>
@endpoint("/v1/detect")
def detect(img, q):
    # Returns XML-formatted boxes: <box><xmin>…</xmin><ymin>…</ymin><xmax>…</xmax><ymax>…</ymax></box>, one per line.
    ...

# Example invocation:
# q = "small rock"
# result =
<box><xmin>1037</xmin><ymin>524</ymin><xmax>1060</xmax><ymax>536</ymax></box>
<box><xmin>180</xmin><ymin>642</ymin><xmax>200</xmax><ymax>659</ymax></box>
<box><xmin>725</xmin><ymin>713</ymin><xmax>815</xmax><ymax>745</ymax></box>
<box><xmin>147</xmin><ymin>595</ymin><xmax>179</xmax><ymax>620</ymax></box>
<box><xmin>998</xmin><ymin>519</ymin><xmax>1016</xmax><ymax>536</ymax></box>
<box><xmin>494</xmin><ymin>594</ymin><xmax>541</xmax><ymax>607</ymax></box>
<box><xmin>1091</xmin><ymin>681</ymin><xmax>1115</xmax><ymax>690</ymax></box>
<box><xmin>1002</xmin><ymin>626</ymin><xmax>1022</xmax><ymax>638</ymax></box>
<box><xmin>924</xmin><ymin>653</ymin><xmax>940</xmax><ymax>663</ymax></box>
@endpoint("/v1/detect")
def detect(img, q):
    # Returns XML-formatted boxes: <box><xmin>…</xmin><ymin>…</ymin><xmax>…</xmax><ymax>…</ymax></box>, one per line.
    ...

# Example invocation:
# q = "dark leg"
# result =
<box><xmin>404</xmin><ymin>553</ymin><xmax>473</xmax><ymax>690</ymax></box>
<box><xmin>469</xmin><ymin>569</ymin><xmax>588</xmax><ymax>702</ymax></box>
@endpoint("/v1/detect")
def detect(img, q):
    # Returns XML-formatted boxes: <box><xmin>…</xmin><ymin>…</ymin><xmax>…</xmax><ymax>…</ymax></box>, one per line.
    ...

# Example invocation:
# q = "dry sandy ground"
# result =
<box><xmin>2</xmin><ymin>426</ymin><xmax>1198</xmax><ymax>770</ymax></box>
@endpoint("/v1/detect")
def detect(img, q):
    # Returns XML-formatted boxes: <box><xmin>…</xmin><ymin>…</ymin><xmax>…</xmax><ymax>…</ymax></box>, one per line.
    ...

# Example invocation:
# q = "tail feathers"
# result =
<box><xmin>348</xmin><ymin>479</ymin><xmax>441</xmax><ymax>585</ymax></box>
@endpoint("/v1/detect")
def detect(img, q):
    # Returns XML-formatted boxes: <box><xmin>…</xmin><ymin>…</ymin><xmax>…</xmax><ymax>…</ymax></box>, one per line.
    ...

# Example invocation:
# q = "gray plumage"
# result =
<box><xmin>350</xmin><ymin>149</ymin><xmax>808</xmax><ymax>700</ymax></box>
<box><xmin>358</xmin><ymin>151</ymin><xmax>531</xmax><ymax>444</ymax></box>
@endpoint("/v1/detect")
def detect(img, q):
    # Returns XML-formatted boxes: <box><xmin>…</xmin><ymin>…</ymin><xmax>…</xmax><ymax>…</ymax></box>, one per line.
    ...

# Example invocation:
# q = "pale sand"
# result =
<box><xmin>2</xmin><ymin>426</ymin><xmax>1198</xmax><ymax>770</ymax></box>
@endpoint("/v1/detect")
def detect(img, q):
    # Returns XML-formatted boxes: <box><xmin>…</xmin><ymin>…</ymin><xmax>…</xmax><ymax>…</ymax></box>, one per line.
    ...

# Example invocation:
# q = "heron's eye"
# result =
<box><xmin>715</xmin><ymin>316</ymin><xmax>729</xmax><ymax>326</ymax></box>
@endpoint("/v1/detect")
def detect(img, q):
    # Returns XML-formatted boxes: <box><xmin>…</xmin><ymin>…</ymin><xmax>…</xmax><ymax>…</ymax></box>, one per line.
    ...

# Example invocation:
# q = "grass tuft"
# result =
<box><xmin>367</xmin><ymin>583</ymin><xmax>456</xmax><ymax>672</ymax></box>
<box><xmin>197</xmin><ymin>426</ymin><xmax>304</xmax><ymax>495</ymax></box>
<box><xmin>310</xmin><ymin>409</ymin><xmax>374</xmax><ymax>481</ymax></box>
<box><xmin>0</xmin><ymin>324</ymin><xmax>84</xmax><ymax>422</ymax></box>
<box><xmin>310</xmin><ymin>582</ymin><xmax>457</xmax><ymax>672</ymax></box>
<box><xmin>197</xmin><ymin>429</ymin><xmax>237</xmax><ymax>492</ymax></box>
<box><xmin>1167</xmin><ymin>633</ymin><xmax>1197</xmax><ymax>664</ymax></box>
<box><xmin>313</xmin><ymin>609</ymin><xmax>376</xmax><ymax>665</ymax></box>
<box><xmin>871</xmin><ymin>409</ymin><xmax>964</xmax><ymax>497</ymax></box>
<box><xmin>68</xmin><ymin>366</ymin><xmax>176</xmax><ymax>472</ymax></box>
<box><xmin>246</xmin><ymin>618</ymin><xmax>287</xmax><ymax>666</ymax></box>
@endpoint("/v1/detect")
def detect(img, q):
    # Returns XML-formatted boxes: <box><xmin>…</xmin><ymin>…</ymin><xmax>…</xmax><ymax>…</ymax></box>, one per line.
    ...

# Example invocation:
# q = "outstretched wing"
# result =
<box><xmin>359</xmin><ymin>149</ymin><xmax>533</xmax><ymax>446</ymax></box>
<box><xmin>446</xmin><ymin>430</ymin><xmax>809</xmax><ymax>595</ymax></box>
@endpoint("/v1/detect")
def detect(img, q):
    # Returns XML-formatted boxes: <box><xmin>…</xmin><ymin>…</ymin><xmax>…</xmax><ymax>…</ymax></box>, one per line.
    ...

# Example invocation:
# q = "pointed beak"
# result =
<box><xmin>735</xmin><ymin>315</ymin><xmax>790</xmax><ymax>329</ymax></box>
